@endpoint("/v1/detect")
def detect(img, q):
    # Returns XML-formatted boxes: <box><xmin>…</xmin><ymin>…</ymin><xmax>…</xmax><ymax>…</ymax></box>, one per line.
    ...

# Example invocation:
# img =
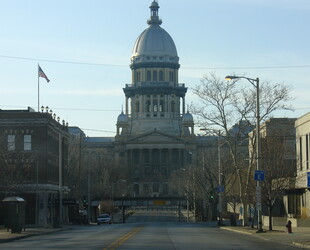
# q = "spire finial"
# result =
<box><xmin>147</xmin><ymin>1</ymin><xmax>162</xmax><ymax>26</ymax></box>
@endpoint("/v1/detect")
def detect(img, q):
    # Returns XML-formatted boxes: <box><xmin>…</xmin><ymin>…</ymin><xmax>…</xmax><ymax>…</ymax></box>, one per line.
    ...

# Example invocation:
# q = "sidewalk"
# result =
<box><xmin>0</xmin><ymin>226</ymin><xmax>70</xmax><ymax>243</ymax></box>
<box><xmin>221</xmin><ymin>225</ymin><xmax>310</xmax><ymax>249</ymax></box>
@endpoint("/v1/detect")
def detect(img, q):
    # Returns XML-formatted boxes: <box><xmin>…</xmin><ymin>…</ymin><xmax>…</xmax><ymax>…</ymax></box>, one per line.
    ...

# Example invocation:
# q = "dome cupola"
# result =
<box><xmin>182</xmin><ymin>111</ymin><xmax>194</xmax><ymax>125</ymax></box>
<box><xmin>117</xmin><ymin>111</ymin><xmax>128</xmax><ymax>124</ymax></box>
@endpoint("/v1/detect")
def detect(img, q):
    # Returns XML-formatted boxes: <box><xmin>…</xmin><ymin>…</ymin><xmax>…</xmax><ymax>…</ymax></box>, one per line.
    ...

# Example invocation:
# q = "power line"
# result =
<box><xmin>1</xmin><ymin>54</ymin><xmax>310</xmax><ymax>70</ymax></box>
<box><xmin>80</xmin><ymin>128</ymin><xmax>115</xmax><ymax>134</ymax></box>
<box><xmin>0</xmin><ymin>54</ymin><xmax>128</xmax><ymax>67</ymax></box>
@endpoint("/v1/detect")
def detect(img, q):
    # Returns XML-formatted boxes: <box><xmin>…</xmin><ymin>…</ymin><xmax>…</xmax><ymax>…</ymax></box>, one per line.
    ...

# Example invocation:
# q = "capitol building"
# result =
<box><xmin>113</xmin><ymin>0</ymin><xmax>197</xmax><ymax>197</ymax></box>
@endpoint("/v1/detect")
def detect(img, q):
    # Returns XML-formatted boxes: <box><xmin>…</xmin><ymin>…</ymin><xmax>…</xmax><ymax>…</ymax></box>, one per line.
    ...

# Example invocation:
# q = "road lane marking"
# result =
<box><xmin>103</xmin><ymin>226</ymin><xmax>143</xmax><ymax>250</ymax></box>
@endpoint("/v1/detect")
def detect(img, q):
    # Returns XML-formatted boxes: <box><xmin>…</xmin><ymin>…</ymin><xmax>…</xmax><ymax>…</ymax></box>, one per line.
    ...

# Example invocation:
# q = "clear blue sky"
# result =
<box><xmin>1</xmin><ymin>0</ymin><xmax>309</xmax><ymax>136</ymax></box>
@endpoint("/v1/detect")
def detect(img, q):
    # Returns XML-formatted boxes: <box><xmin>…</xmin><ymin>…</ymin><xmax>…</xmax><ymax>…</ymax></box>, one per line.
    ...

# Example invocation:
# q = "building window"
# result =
<box><xmin>160</xmin><ymin>101</ymin><xmax>164</xmax><ymax>112</ymax></box>
<box><xmin>159</xmin><ymin>71</ymin><xmax>164</xmax><ymax>81</ymax></box>
<box><xmin>147</xmin><ymin>71</ymin><xmax>151</xmax><ymax>81</ymax></box>
<box><xmin>136</xmin><ymin>71</ymin><xmax>141</xmax><ymax>82</ymax></box>
<box><xmin>169</xmin><ymin>71</ymin><xmax>174</xmax><ymax>82</ymax></box>
<box><xmin>147</xmin><ymin>100</ymin><xmax>151</xmax><ymax>112</ymax></box>
<box><xmin>153</xmin><ymin>101</ymin><xmax>158</xmax><ymax>112</ymax></box>
<box><xmin>24</xmin><ymin>135</ymin><xmax>32</xmax><ymax>151</ymax></box>
<box><xmin>153</xmin><ymin>70</ymin><xmax>157</xmax><ymax>81</ymax></box>
<box><xmin>7</xmin><ymin>135</ymin><xmax>15</xmax><ymax>151</ymax></box>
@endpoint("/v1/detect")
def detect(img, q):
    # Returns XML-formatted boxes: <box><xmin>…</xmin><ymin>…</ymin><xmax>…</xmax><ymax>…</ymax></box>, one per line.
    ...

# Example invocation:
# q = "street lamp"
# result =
<box><xmin>225</xmin><ymin>75</ymin><xmax>263</xmax><ymax>232</ymax></box>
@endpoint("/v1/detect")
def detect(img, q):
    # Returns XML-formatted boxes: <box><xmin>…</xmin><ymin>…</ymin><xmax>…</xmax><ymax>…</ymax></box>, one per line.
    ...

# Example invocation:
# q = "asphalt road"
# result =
<box><xmin>0</xmin><ymin>210</ymin><xmax>301</xmax><ymax>250</ymax></box>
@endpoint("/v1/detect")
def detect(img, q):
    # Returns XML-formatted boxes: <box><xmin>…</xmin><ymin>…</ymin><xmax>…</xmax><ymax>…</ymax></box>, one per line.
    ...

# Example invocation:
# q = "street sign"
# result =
<box><xmin>217</xmin><ymin>185</ymin><xmax>225</xmax><ymax>193</ymax></box>
<box><xmin>254</xmin><ymin>170</ymin><xmax>265</xmax><ymax>181</ymax></box>
<box><xmin>307</xmin><ymin>172</ymin><xmax>310</xmax><ymax>188</ymax></box>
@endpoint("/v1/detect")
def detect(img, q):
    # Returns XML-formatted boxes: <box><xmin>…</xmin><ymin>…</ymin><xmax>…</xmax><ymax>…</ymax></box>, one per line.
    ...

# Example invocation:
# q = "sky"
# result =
<box><xmin>1</xmin><ymin>0</ymin><xmax>310</xmax><ymax>137</ymax></box>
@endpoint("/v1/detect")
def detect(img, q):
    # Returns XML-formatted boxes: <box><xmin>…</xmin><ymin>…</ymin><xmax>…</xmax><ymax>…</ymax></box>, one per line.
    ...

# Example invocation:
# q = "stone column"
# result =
<box><xmin>125</xmin><ymin>97</ymin><xmax>129</xmax><ymax>115</ymax></box>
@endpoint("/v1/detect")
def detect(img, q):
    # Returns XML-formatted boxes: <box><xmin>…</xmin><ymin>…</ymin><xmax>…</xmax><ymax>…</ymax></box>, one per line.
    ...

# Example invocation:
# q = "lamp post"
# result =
<box><xmin>225</xmin><ymin>75</ymin><xmax>263</xmax><ymax>232</ymax></box>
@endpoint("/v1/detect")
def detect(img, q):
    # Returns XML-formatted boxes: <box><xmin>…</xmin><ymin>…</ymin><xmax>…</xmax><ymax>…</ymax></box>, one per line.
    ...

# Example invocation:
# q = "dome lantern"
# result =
<box><xmin>147</xmin><ymin>1</ymin><xmax>162</xmax><ymax>26</ymax></box>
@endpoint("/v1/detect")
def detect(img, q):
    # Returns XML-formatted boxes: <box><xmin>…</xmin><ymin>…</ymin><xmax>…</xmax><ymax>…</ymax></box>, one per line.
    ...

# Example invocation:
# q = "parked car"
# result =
<box><xmin>97</xmin><ymin>214</ymin><xmax>111</xmax><ymax>225</ymax></box>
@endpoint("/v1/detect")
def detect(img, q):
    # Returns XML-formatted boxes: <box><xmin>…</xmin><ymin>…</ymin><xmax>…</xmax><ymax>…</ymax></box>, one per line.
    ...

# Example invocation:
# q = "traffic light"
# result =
<box><xmin>210</xmin><ymin>191</ymin><xmax>214</xmax><ymax>199</ymax></box>
<box><xmin>83</xmin><ymin>196</ymin><xmax>88</xmax><ymax>209</ymax></box>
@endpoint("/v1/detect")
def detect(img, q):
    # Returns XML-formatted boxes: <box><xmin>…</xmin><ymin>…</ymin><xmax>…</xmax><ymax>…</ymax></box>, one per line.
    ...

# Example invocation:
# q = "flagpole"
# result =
<box><xmin>38</xmin><ymin>64</ymin><xmax>40</xmax><ymax>112</ymax></box>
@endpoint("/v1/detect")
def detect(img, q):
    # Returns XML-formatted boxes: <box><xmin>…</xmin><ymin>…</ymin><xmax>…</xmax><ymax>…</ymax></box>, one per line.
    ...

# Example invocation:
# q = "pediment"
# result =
<box><xmin>128</xmin><ymin>129</ymin><xmax>184</xmax><ymax>144</ymax></box>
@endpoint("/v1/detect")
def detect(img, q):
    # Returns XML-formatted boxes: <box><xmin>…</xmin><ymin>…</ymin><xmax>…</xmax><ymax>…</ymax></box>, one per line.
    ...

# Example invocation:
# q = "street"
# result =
<box><xmin>0</xmin><ymin>210</ymin><xmax>301</xmax><ymax>250</ymax></box>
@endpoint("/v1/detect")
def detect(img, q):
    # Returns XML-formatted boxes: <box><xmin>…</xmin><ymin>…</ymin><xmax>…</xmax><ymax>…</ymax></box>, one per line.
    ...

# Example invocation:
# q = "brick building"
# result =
<box><xmin>0</xmin><ymin>107</ymin><xmax>69</xmax><ymax>226</ymax></box>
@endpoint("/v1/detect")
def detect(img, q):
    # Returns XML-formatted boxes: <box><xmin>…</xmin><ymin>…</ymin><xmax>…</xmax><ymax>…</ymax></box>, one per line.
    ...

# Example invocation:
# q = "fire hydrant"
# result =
<box><xmin>286</xmin><ymin>220</ymin><xmax>292</xmax><ymax>234</ymax></box>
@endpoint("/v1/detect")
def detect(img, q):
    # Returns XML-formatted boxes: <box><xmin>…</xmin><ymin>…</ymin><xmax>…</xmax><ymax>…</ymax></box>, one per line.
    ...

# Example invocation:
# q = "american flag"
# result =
<box><xmin>38</xmin><ymin>65</ymin><xmax>50</xmax><ymax>83</ymax></box>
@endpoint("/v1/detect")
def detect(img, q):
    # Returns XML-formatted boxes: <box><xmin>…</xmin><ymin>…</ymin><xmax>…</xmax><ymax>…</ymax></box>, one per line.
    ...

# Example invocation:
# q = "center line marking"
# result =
<box><xmin>103</xmin><ymin>226</ymin><xmax>143</xmax><ymax>250</ymax></box>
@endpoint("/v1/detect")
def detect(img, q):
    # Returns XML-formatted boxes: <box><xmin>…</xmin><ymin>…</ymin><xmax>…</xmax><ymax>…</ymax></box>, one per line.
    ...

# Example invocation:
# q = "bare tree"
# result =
<box><xmin>191</xmin><ymin>72</ymin><xmax>292</xmax><ymax>225</ymax></box>
<box><xmin>260</xmin><ymin>135</ymin><xmax>296</xmax><ymax>230</ymax></box>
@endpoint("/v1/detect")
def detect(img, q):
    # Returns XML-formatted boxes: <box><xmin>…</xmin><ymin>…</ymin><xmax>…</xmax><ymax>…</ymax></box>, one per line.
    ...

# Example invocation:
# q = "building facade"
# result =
<box><xmin>295</xmin><ymin>113</ymin><xmax>310</xmax><ymax>219</ymax></box>
<box><xmin>248</xmin><ymin>118</ymin><xmax>297</xmax><ymax>219</ymax></box>
<box><xmin>0</xmin><ymin>107</ymin><xmax>69</xmax><ymax>226</ymax></box>
<box><xmin>114</xmin><ymin>1</ymin><xmax>196</xmax><ymax>197</ymax></box>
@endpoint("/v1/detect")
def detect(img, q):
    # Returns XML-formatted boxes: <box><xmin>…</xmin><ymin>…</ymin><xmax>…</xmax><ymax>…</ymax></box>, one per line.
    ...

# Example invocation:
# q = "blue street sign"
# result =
<box><xmin>307</xmin><ymin>172</ymin><xmax>310</xmax><ymax>188</ymax></box>
<box><xmin>217</xmin><ymin>185</ymin><xmax>225</xmax><ymax>193</ymax></box>
<box><xmin>254</xmin><ymin>170</ymin><xmax>265</xmax><ymax>181</ymax></box>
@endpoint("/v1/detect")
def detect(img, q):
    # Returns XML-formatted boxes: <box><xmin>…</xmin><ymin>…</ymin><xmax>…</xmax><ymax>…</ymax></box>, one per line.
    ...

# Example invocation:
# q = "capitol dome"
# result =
<box><xmin>131</xmin><ymin>1</ymin><xmax>179</xmax><ymax>65</ymax></box>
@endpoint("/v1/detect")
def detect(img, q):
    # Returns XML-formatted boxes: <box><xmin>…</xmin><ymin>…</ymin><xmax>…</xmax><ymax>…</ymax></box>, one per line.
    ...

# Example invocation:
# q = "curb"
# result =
<box><xmin>292</xmin><ymin>241</ymin><xmax>310</xmax><ymax>249</ymax></box>
<box><xmin>220</xmin><ymin>227</ymin><xmax>257</xmax><ymax>236</ymax></box>
<box><xmin>220</xmin><ymin>227</ymin><xmax>310</xmax><ymax>249</ymax></box>
<box><xmin>0</xmin><ymin>228</ymin><xmax>70</xmax><ymax>244</ymax></box>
